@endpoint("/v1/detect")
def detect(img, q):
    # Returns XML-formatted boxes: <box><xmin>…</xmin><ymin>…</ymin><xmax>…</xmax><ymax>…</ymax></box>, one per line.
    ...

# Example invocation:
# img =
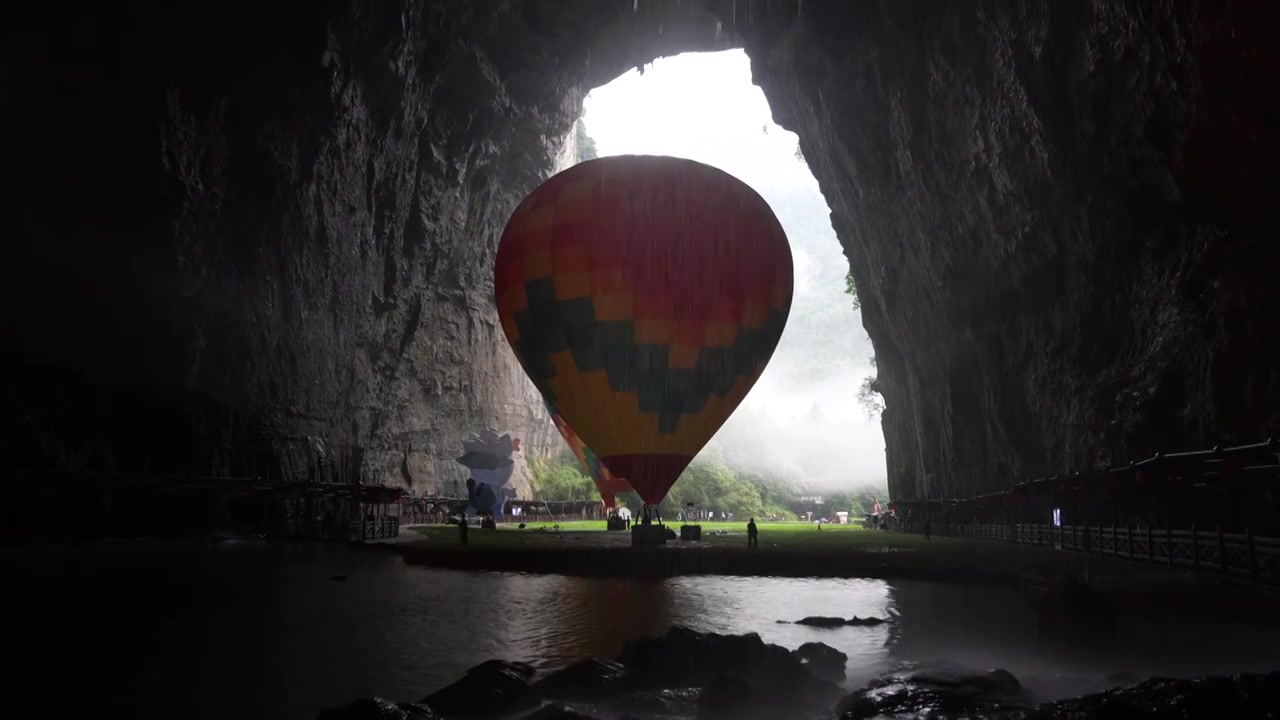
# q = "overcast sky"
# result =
<box><xmin>581</xmin><ymin>50</ymin><xmax>887</xmax><ymax>488</ymax></box>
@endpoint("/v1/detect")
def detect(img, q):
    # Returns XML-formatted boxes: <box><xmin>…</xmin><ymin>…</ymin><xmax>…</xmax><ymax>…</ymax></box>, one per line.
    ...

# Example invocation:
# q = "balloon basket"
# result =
<box><xmin>679</xmin><ymin>524</ymin><xmax>702</xmax><ymax>542</ymax></box>
<box><xmin>631</xmin><ymin>524</ymin><xmax>668</xmax><ymax>546</ymax></box>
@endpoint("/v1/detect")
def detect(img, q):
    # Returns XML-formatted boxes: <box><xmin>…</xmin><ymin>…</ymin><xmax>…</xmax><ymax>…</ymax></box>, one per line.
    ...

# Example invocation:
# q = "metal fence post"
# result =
<box><xmin>1218</xmin><ymin>526</ymin><xmax>1226</xmax><ymax>575</ymax></box>
<box><xmin>1191</xmin><ymin>525</ymin><xmax>1199</xmax><ymax>572</ymax></box>
<box><xmin>1248</xmin><ymin>528</ymin><xmax>1257</xmax><ymax>579</ymax></box>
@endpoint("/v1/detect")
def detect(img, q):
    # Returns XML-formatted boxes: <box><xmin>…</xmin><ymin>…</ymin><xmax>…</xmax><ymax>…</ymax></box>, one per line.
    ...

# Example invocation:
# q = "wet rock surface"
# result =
<box><xmin>1031</xmin><ymin>672</ymin><xmax>1280</xmax><ymax>718</ymax></box>
<box><xmin>600</xmin><ymin>688</ymin><xmax>700</xmax><ymax>718</ymax></box>
<box><xmin>789</xmin><ymin>616</ymin><xmax>887</xmax><ymax>628</ymax></box>
<box><xmin>695</xmin><ymin>675</ymin><xmax>755</xmax><ymax>720</ymax></box>
<box><xmin>835</xmin><ymin>665</ymin><xmax>1030</xmax><ymax>719</ymax></box>
<box><xmin>421</xmin><ymin>660</ymin><xmax>537</xmax><ymax>718</ymax></box>
<box><xmin>616</xmin><ymin>627</ymin><xmax>843</xmax><ymax>712</ymax></box>
<box><xmin>519</xmin><ymin>704</ymin><xmax>597</xmax><ymax>720</ymax></box>
<box><xmin>533</xmin><ymin>659</ymin><xmax>635</xmax><ymax>701</ymax></box>
<box><xmin>792</xmin><ymin>642</ymin><xmax>848</xmax><ymax>684</ymax></box>
<box><xmin>318</xmin><ymin>697</ymin><xmax>438</xmax><ymax>720</ymax></box>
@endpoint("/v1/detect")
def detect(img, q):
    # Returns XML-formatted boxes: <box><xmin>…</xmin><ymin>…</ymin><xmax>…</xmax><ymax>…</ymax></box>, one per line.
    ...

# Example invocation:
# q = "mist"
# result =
<box><xmin>582</xmin><ymin>50</ymin><xmax>886</xmax><ymax>490</ymax></box>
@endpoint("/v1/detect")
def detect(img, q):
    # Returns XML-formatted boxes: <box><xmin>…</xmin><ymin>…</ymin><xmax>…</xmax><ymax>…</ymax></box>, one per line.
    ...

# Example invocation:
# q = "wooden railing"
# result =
<box><xmin>351</xmin><ymin>516</ymin><xmax>400</xmax><ymax>541</ymax></box>
<box><xmin>900</xmin><ymin>521</ymin><xmax>1280</xmax><ymax>583</ymax></box>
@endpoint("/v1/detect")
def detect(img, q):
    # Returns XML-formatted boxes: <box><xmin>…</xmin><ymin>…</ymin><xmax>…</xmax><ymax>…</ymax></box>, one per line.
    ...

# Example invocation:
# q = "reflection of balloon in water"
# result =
<box><xmin>545</xmin><ymin>400</ymin><xmax>633</xmax><ymax>508</ymax></box>
<box><xmin>495</xmin><ymin>155</ymin><xmax>793</xmax><ymax>505</ymax></box>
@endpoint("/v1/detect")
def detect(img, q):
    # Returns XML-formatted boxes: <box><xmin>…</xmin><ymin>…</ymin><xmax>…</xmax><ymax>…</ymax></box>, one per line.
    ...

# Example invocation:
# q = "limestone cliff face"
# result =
<box><xmin>744</xmin><ymin>0</ymin><xmax>1279</xmax><ymax>498</ymax></box>
<box><xmin>2</xmin><ymin>0</ymin><xmax>1274</xmax><ymax>503</ymax></box>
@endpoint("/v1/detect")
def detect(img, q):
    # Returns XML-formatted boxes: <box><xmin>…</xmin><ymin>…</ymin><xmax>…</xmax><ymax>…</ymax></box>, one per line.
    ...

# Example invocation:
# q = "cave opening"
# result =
<box><xmin>569</xmin><ymin>49</ymin><xmax>887</xmax><ymax>495</ymax></box>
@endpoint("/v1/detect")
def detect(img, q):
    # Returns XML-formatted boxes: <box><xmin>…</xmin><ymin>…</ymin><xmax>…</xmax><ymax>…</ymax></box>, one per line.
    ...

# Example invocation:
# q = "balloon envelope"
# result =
<box><xmin>495</xmin><ymin>155</ymin><xmax>793</xmax><ymax>504</ymax></box>
<box><xmin>546</xmin><ymin>402</ymin><xmax>633</xmax><ymax>508</ymax></box>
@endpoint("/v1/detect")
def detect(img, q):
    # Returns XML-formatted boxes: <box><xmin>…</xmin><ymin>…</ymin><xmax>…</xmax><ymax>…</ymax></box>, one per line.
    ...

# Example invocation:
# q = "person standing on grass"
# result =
<box><xmin>747</xmin><ymin>518</ymin><xmax>759</xmax><ymax>548</ymax></box>
<box><xmin>458</xmin><ymin>515</ymin><xmax>469</xmax><ymax>545</ymax></box>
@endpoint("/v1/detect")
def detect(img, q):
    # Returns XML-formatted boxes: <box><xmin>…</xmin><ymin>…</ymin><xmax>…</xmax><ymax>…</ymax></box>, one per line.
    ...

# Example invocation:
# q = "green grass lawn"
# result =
<box><xmin>410</xmin><ymin>519</ymin><xmax>949</xmax><ymax>551</ymax></box>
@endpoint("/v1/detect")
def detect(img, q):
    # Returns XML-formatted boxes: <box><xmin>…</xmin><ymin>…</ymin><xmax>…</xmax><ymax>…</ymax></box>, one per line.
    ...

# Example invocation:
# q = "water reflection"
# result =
<box><xmin>7</xmin><ymin>541</ymin><xmax>1279</xmax><ymax>719</ymax></box>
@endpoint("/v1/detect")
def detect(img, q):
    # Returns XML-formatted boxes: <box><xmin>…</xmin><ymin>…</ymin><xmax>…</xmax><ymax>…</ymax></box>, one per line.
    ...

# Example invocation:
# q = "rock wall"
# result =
<box><xmin>743</xmin><ymin>0</ymin><xmax>1279</xmax><ymax>499</ymax></box>
<box><xmin>0</xmin><ymin>0</ymin><xmax>728</xmax><ymax>495</ymax></box>
<box><xmin>3</xmin><ymin>0</ymin><xmax>1275</xmax><ymax>503</ymax></box>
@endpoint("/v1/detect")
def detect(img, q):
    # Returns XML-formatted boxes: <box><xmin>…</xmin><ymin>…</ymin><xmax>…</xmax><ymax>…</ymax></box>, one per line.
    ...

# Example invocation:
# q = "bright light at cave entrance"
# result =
<box><xmin>579</xmin><ymin>50</ymin><xmax>888</xmax><ymax>489</ymax></box>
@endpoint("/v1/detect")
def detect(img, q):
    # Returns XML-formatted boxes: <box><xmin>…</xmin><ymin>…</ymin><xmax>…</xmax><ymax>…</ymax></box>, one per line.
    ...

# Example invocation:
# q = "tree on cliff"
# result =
<box><xmin>857</xmin><ymin>356</ymin><xmax>884</xmax><ymax>420</ymax></box>
<box><xmin>575</xmin><ymin>118</ymin><xmax>598</xmax><ymax>164</ymax></box>
<box><xmin>844</xmin><ymin>270</ymin><xmax>861</xmax><ymax>310</ymax></box>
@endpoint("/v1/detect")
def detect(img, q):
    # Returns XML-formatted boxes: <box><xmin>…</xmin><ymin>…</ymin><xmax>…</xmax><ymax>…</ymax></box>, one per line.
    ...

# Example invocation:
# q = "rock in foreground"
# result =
<box><xmin>533</xmin><ymin>659</ymin><xmax>634</xmax><ymax>701</ymax></box>
<box><xmin>790</xmin><ymin>616</ymin><xmax>887</xmax><ymax>628</ymax></box>
<box><xmin>520</xmin><ymin>704</ymin><xmax>598</xmax><ymax>720</ymax></box>
<box><xmin>1032</xmin><ymin>672</ymin><xmax>1280</xmax><ymax>718</ymax></box>
<box><xmin>420</xmin><ymin>660</ymin><xmax>537</xmax><ymax>718</ymax></box>
<box><xmin>320</xmin><ymin>632</ymin><xmax>1280</xmax><ymax>720</ymax></box>
<box><xmin>318</xmin><ymin>697</ymin><xmax>437</xmax><ymax>720</ymax></box>
<box><xmin>792</xmin><ymin>642</ymin><xmax>848</xmax><ymax>684</ymax></box>
<box><xmin>835</xmin><ymin>665</ymin><xmax>1028</xmax><ymax>719</ymax></box>
<box><xmin>617</xmin><ymin>626</ymin><xmax>842</xmax><ymax>716</ymax></box>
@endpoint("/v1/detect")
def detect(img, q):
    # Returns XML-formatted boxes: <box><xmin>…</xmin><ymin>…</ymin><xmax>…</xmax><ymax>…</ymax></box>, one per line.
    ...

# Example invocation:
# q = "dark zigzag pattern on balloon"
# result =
<box><xmin>512</xmin><ymin>277</ymin><xmax>789</xmax><ymax>433</ymax></box>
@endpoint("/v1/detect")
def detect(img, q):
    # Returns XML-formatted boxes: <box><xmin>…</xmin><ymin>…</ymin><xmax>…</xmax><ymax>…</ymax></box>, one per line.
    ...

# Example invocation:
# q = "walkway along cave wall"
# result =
<box><xmin>1</xmin><ymin>1</ymin><xmax>1276</xmax><ymax>503</ymax></box>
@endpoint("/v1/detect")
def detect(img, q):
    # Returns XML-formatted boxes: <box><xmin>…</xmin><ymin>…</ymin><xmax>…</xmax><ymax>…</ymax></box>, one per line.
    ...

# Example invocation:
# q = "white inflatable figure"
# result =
<box><xmin>464</xmin><ymin>478</ymin><xmax>517</xmax><ymax>517</ymax></box>
<box><xmin>455</xmin><ymin>427</ymin><xmax>518</xmax><ymax>488</ymax></box>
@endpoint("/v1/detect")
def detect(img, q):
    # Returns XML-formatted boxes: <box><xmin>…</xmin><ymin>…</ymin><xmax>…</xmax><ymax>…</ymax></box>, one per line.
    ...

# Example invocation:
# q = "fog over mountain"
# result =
<box><xmin>583</xmin><ymin>50</ymin><xmax>886</xmax><ymax>490</ymax></box>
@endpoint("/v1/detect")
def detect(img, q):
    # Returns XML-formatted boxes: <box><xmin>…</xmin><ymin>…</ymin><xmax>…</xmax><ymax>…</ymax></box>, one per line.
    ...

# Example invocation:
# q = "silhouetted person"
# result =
<box><xmin>458</xmin><ymin>515</ymin><xmax>469</xmax><ymax>545</ymax></box>
<box><xmin>747</xmin><ymin>518</ymin><xmax>758</xmax><ymax>548</ymax></box>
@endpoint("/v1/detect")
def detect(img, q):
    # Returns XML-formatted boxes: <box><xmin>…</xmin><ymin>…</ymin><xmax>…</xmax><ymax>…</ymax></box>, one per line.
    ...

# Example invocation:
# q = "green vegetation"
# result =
<box><xmin>575</xmin><ymin>118</ymin><xmax>598</xmax><ymax>164</ymax></box>
<box><xmin>531</xmin><ymin>449</ymin><xmax>887</xmax><ymax>520</ymax></box>
<box><xmin>528</xmin><ymin>456</ymin><xmax>599</xmax><ymax>501</ymax></box>
<box><xmin>411</xmin><ymin>520</ymin><xmax>946</xmax><ymax>552</ymax></box>
<box><xmin>844</xmin><ymin>269</ymin><xmax>861</xmax><ymax>310</ymax></box>
<box><xmin>857</xmin><ymin>356</ymin><xmax>884</xmax><ymax>420</ymax></box>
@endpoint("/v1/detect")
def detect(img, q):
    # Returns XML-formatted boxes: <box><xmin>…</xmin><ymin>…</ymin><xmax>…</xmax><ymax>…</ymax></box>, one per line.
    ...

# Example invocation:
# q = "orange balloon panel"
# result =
<box><xmin>549</xmin><ymin>407</ymin><xmax>632</xmax><ymax>508</ymax></box>
<box><xmin>496</xmin><ymin>155</ymin><xmax>793</xmax><ymax>504</ymax></box>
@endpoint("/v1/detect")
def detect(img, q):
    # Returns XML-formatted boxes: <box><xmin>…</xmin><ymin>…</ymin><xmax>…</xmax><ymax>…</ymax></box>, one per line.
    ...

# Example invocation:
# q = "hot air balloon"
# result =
<box><xmin>546</xmin><ymin>400</ymin><xmax>634</xmax><ymax>508</ymax></box>
<box><xmin>494</xmin><ymin>155</ymin><xmax>793</xmax><ymax>510</ymax></box>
